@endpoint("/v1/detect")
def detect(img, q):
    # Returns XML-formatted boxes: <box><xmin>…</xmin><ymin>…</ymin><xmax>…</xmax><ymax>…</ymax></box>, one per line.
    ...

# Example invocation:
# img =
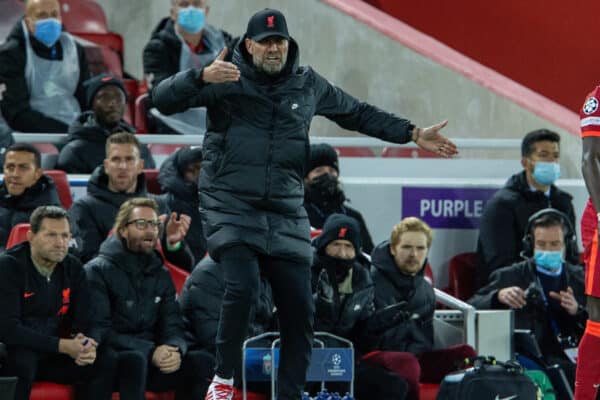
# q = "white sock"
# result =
<box><xmin>212</xmin><ymin>375</ymin><xmax>233</xmax><ymax>385</ymax></box>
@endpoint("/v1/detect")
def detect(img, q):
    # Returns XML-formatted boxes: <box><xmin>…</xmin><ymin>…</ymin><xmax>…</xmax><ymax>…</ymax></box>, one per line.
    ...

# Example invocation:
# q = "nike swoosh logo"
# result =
<box><xmin>23</xmin><ymin>292</ymin><xmax>35</xmax><ymax>298</ymax></box>
<box><xmin>495</xmin><ymin>396</ymin><xmax>518</xmax><ymax>400</ymax></box>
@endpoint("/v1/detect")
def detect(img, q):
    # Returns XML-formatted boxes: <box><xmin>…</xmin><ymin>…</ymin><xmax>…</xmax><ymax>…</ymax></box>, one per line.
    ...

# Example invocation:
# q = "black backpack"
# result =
<box><xmin>437</xmin><ymin>357</ymin><xmax>538</xmax><ymax>400</ymax></box>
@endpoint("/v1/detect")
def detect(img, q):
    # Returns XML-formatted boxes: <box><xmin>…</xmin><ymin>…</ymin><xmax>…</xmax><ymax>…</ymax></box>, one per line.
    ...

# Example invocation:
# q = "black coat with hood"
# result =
<box><xmin>56</xmin><ymin>112</ymin><xmax>155</xmax><ymax>174</ymax></box>
<box><xmin>143</xmin><ymin>17</ymin><xmax>236</xmax><ymax>89</ymax></box>
<box><xmin>152</xmin><ymin>35</ymin><xmax>415</xmax><ymax>263</ymax></box>
<box><xmin>0</xmin><ymin>174</ymin><xmax>61</xmax><ymax>249</ymax></box>
<box><xmin>178</xmin><ymin>256</ymin><xmax>275</xmax><ymax>354</ymax></box>
<box><xmin>84</xmin><ymin>235</ymin><xmax>188</xmax><ymax>357</ymax></box>
<box><xmin>68</xmin><ymin>166</ymin><xmax>192</xmax><ymax>266</ymax></box>
<box><xmin>370</xmin><ymin>241</ymin><xmax>435</xmax><ymax>355</ymax></box>
<box><xmin>0</xmin><ymin>20</ymin><xmax>89</xmax><ymax>132</ymax></box>
<box><xmin>476</xmin><ymin>171</ymin><xmax>577</xmax><ymax>287</ymax></box>
<box><xmin>157</xmin><ymin>150</ymin><xmax>206</xmax><ymax>261</ymax></box>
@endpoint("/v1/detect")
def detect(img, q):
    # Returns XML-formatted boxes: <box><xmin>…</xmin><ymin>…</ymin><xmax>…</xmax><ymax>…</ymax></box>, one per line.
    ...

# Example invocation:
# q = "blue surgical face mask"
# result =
<box><xmin>33</xmin><ymin>18</ymin><xmax>62</xmax><ymax>48</ymax></box>
<box><xmin>177</xmin><ymin>7</ymin><xmax>205</xmax><ymax>34</ymax></box>
<box><xmin>534</xmin><ymin>250</ymin><xmax>563</xmax><ymax>275</ymax></box>
<box><xmin>532</xmin><ymin>161</ymin><xmax>560</xmax><ymax>186</ymax></box>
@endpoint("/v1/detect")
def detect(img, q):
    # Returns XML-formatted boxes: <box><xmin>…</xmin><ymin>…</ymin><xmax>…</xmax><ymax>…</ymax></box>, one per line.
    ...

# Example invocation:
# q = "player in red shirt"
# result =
<box><xmin>576</xmin><ymin>86</ymin><xmax>600</xmax><ymax>399</ymax></box>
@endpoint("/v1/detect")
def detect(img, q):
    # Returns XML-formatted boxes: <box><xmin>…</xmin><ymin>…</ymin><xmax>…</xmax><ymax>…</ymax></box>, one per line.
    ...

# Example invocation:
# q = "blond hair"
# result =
<box><xmin>390</xmin><ymin>217</ymin><xmax>433</xmax><ymax>248</ymax></box>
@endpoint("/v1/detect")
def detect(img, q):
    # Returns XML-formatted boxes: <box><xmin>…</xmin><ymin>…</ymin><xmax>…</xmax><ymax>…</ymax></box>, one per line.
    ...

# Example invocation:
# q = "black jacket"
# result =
<box><xmin>143</xmin><ymin>18</ymin><xmax>235</xmax><ymax>90</ymax></box>
<box><xmin>305</xmin><ymin>202</ymin><xmax>374</xmax><ymax>254</ymax></box>
<box><xmin>370</xmin><ymin>241</ymin><xmax>435</xmax><ymax>354</ymax></box>
<box><xmin>156</xmin><ymin>151</ymin><xmax>206</xmax><ymax>261</ymax></box>
<box><xmin>0</xmin><ymin>242</ymin><xmax>89</xmax><ymax>354</ymax></box>
<box><xmin>68</xmin><ymin>166</ymin><xmax>187</xmax><ymax>264</ymax></box>
<box><xmin>56</xmin><ymin>111</ymin><xmax>155</xmax><ymax>173</ymax></box>
<box><xmin>152</xmin><ymin>36</ymin><xmax>415</xmax><ymax>262</ymax></box>
<box><xmin>0</xmin><ymin>20</ymin><xmax>89</xmax><ymax>132</ymax></box>
<box><xmin>476</xmin><ymin>171</ymin><xmax>577</xmax><ymax>287</ymax></box>
<box><xmin>178</xmin><ymin>256</ymin><xmax>275</xmax><ymax>354</ymax></box>
<box><xmin>85</xmin><ymin>235</ymin><xmax>188</xmax><ymax>357</ymax></box>
<box><xmin>0</xmin><ymin>174</ymin><xmax>61</xmax><ymax>249</ymax></box>
<box><xmin>469</xmin><ymin>259</ymin><xmax>586</xmax><ymax>361</ymax></box>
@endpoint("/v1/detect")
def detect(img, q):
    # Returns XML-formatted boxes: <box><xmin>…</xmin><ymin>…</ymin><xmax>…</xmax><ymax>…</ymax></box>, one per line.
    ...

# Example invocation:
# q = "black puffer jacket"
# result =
<box><xmin>178</xmin><ymin>256</ymin><xmax>275</xmax><ymax>354</ymax></box>
<box><xmin>56</xmin><ymin>111</ymin><xmax>155</xmax><ymax>173</ymax></box>
<box><xmin>157</xmin><ymin>151</ymin><xmax>206</xmax><ymax>261</ymax></box>
<box><xmin>143</xmin><ymin>17</ymin><xmax>235</xmax><ymax>89</ymax></box>
<box><xmin>0</xmin><ymin>174</ymin><xmax>61</xmax><ymax>248</ymax></box>
<box><xmin>153</xmin><ymin>36</ymin><xmax>414</xmax><ymax>262</ymax></box>
<box><xmin>469</xmin><ymin>259</ymin><xmax>586</xmax><ymax>361</ymax></box>
<box><xmin>370</xmin><ymin>241</ymin><xmax>435</xmax><ymax>354</ymax></box>
<box><xmin>85</xmin><ymin>235</ymin><xmax>188</xmax><ymax>357</ymax></box>
<box><xmin>68</xmin><ymin>166</ymin><xmax>169</xmax><ymax>262</ymax></box>
<box><xmin>476</xmin><ymin>171</ymin><xmax>577</xmax><ymax>287</ymax></box>
<box><xmin>0</xmin><ymin>20</ymin><xmax>89</xmax><ymax>132</ymax></box>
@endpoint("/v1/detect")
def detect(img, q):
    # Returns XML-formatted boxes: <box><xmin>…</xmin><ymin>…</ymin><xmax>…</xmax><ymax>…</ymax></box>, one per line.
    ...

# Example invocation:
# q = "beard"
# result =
<box><xmin>305</xmin><ymin>173</ymin><xmax>346</xmax><ymax>212</ymax></box>
<box><xmin>252</xmin><ymin>51</ymin><xmax>288</xmax><ymax>75</ymax></box>
<box><xmin>126</xmin><ymin>234</ymin><xmax>158</xmax><ymax>254</ymax></box>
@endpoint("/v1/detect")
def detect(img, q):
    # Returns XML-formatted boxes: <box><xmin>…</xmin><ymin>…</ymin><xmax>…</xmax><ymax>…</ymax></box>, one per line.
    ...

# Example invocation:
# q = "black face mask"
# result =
<box><xmin>319</xmin><ymin>253</ymin><xmax>355</xmax><ymax>283</ymax></box>
<box><xmin>305</xmin><ymin>173</ymin><xmax>345</xmax><ymax>211</ymax></box>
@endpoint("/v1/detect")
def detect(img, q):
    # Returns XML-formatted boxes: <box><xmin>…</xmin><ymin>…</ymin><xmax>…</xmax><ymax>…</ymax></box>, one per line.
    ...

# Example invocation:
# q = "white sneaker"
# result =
<box><xmin>205</xmin><ymin>375</ymin><xmax>234</xmax><ymax>400</ymax></box>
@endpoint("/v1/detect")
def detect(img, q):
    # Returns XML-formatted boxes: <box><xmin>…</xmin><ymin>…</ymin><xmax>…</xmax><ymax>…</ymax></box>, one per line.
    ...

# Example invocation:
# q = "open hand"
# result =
<box><xmin>160</xmin><ymin>212</ymin><xmax>191</xmax><ymax>247</ymax></box>
<box><xmin>201</xmin><ymin>48</ymin><xmax>240</xmax><ymax>84</ymax></box>
<box><xmin>413</xmin><ymin>120</ymin><xmax>458</xmax><ymax>158</ymax></box>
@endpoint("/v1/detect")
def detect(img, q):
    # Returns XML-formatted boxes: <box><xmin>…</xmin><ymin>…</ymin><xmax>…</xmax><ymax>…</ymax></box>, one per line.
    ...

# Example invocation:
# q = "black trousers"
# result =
<box><xmin>114</xmin><ymin>348</ymin><xmax>214</xmax><ymax>400</ymax></box>
<box><xmin>215</xmin><ymin>245</ymin><xmax>315</xmax><ymax>400</ymax></box>
<box><xmin>2</xmin><ymin>345</ymin><xmax>116</xmax><ymax>400</ymax></box>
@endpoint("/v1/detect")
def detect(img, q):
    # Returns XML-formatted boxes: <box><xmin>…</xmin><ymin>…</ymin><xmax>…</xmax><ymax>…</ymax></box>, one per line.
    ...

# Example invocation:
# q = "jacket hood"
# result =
<box><xmin>157</xmin><ymin>151</ymin><xmax>198</xmax><ymax>204</ymax></box>
<box><xmin>150</xmin><ymin>17</ymin><xmax>180</xmax><ymax>48</ymax></box>
<box><xmin>87</xmin><ymin>165</ymin><xmax>148</xmax><ymax>207</ymax></box>
<box><xmin>67</xmin><ymin>112</ymin><xmax>135</xmax><ymax>143</ymax></box>
<box><xmin>233</xmin><ymin>35</ymin><xmax>300</xmax><ymax>83</ymax></box>
<box><xmin>504</xmin><ymin>171</ymin><xmax>572</xmax><ymax>201</ymax></box>
<box><xmin>98</xmin><ymin>234</ymin><xmax>163</xmax><ymax>275</ymax></box>
<box><xmin>0</xmin><ymin>174</ymin><xmax>60</xmax><ymax>210</ymax></box>
<box><xmin>371</xmin><ymin>240</ymin><xmax>425</xmax><ymax>292</ymax></box>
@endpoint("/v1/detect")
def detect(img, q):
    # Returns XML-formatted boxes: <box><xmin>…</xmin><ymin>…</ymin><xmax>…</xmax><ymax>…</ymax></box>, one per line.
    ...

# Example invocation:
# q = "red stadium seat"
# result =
<box><xmin>31</xmin><ymin>382</ymin><xmax>75</xmax><ymax>400</ymax></box>
<box><xmin>334</xmin><ymin>146</ymin><xmax>376</xmax><ymax>157</ymax></box>
<box><xmin>419</xmin><ymin>383</ymin><xmax>440</xmax><ymax>400</ymax></box>
<box><xmin>424</xmin><ymin>262</ymin><xmax>434</xmax><ymax>285</ymax></box>
<box><xmin>44</xmin><ymin>170</ymin><xmax>73</xmax><ymax>209</ymax></box>
<box><xmin>155</xmin><ymin>241</ymin><xmax>190</xmax><ymax>295</ymax></box>
<box><xmin>135</xmin><ymin>94</ymin><xmax>151</xmax><ymax>133</ymax></box>
<box><xmin>6</xmin><ymin>223</ymin><xmax>29</xmax><ymax>249</ymax></box>
<box><xmin>73</xmin><ymin>32</ymin><xmax>124</xmax><ymax>57</ymax></box>
<box><xmin>310</xmin><ymin>229</ymin><xmax>322</xmax><ymax>239</ymax></box>
<box><xmin>143</xmin><ymin>169</ymin><xmax>161</xmax><ymax>195</ymax></box>
<box><xmin>447</xmin><ymin>252</ymin><xmax>478</xmax><ymax>300</ymax></box>
<box><xmin>123</xmin><ymin>79</ymin><xmax>139</xmax><ymax>126</ymax></box>
<box><xmin>59</xmin><ymin>0</ymin><xmax>109</xmax><ymax>33</ymax></box>
<box><xmin>381</xmin><ymin>147</ymin><xmax>442</xmax><ymax>158</ymax></box>
<box><xmin>148</xmin><ymin>144</ymin><xmax>183</xmax><ymax>155</ymax></box>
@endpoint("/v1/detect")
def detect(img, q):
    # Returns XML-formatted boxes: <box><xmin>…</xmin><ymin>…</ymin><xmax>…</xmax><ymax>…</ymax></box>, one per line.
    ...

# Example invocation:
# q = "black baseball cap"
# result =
<box><xmin>246</xmin><ymin>8</ymin><xmax>290</xmax><ymax>41</ymax></box>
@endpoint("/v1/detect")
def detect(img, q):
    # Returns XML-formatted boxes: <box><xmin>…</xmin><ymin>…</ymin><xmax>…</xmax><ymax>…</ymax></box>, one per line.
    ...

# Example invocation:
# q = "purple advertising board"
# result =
<box><xmin>402</xmin><ymin>187</ymin><xmax>498</xmax><ymax>229</ymax></box>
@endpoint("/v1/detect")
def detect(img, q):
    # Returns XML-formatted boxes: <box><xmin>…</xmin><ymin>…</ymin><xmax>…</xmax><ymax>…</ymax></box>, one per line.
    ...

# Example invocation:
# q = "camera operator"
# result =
<box><xmin>469</xmin><ymin>208</ymin><xmax>587</xmax><ymax>387</ymax></box>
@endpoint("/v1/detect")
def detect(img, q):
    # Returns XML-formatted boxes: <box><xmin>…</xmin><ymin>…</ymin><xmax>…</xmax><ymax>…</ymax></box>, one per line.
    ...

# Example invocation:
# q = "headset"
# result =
<box><xmin>521</xmin><ymin>208</ymin><xmax>577</xmax><ymax>259</ymax></box>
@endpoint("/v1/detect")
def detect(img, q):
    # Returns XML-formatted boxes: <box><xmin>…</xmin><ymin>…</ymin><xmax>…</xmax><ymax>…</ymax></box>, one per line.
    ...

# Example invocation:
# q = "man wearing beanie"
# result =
<box><xmin>157</xmin><ymin>146</ymin><xmax>207</xmax><ymax>263</ymax></box>
<box><xmin>305</xmin><ymin>143</ymin><xmax>374</xmax><ymax>253</ymax></box>
<box><xmin>56</xmin><ymin>74</ymin><xmax>155</xmax><ymax>173</ymax></box>
<box><xmin>153</xmin><ymin>7</ymin><xmax>457</xmax><ymax>400</ymax></box>
<box><xmin>312</xmin><ymin>213</ymin><xmax>417</xmax><ymax>400</ymax></box>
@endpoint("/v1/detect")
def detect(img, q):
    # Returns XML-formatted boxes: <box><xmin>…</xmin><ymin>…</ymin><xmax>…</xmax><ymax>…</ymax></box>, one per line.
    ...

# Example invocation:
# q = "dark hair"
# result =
<box><xmin>5</xmin><ymin>143</ymin><xmax>41</xmax><ymax>168</ymax></box>
<box><xmin>30</xmin><ymin>206</ymin><xmax>70</xmax><ymax>234</ymax></box>
<box><xmin>529</xmin><ymin>213</ymin><xmax>564</xmax><ymax>236</ymax></box>
<box><xmin>521</xmin><ymin>129</ymin><xmax>560</xmax><ymax>157</ymax></box>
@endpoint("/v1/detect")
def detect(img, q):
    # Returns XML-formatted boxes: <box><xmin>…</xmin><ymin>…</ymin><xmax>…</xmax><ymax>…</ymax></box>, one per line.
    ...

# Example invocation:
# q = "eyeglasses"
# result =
<box><xmin>126</xmin><ymin>219</ymin><xmax>161</xmax><ymax>230</ymax></box>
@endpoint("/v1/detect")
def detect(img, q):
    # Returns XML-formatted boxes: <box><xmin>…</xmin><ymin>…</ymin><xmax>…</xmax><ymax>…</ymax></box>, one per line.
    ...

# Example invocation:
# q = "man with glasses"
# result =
<box><xmin>69</xmin><ymin>132</ymin><xmax>193</xmax><ymax>267</ymax></box>
<box><xmin>85</xmin><ymin>198</ymin><xmax>214</xmax><ymax>399</ymax></box>
<box><xmin>476</xmin><ymin>129</ymin><xmax>578</xmax><ymax>288</ymax></box>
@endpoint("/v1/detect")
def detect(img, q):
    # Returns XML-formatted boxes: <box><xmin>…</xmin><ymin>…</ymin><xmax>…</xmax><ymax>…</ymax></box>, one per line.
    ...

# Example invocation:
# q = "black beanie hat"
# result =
<box><xmin>83</xmin><ymin>73</ymin><xmax>127</xmax><ymax>110</ymax></box>
<box><xmin>307</xmin><ymin>143</ymin><xmax>339</xmax><ymax>177</ymax></box>
<box><xmin>175</xmin><ymin>146</ymin><xmax>203</xmax><ymax>177</ymax></box>
<box><xmin>314</xmin><ymin>213</ymin><xmax>361</xmax><ymax>252</ymax></box>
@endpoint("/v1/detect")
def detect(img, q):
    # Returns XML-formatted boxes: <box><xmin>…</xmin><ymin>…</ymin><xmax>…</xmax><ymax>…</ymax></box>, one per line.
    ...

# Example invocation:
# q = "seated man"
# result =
<box><xmin>157</xmin><ymin>146</ymin><xmax>206</xmax><ymax>262</ymax></box>
<box><xmin>56</xmin><ymin>74</ymin><xmax>155</xmax><ymax>173</ymax></box>
<box><xmin>304</xmin><ymin>143</ymin><xmax>374</xmax><ymax>253</ymax></box>
<box><xmin>312</xmin><ymin>214</ymin><xmax>417</xmax><ymax>400</ymax></box>
<box><xmin>69</xmin><ymin>132</ymin><xmax>192</xmax><ymax>265</ymax></box>
<box><xmin>370</xmin><ymin>216</ymin><xmax>476</xmax><ymax>384</ymax></box>
<box><xmin>0</xmin><ymin>206</ymin><xmax>115</xmax><ymax>400</ymax></box>
<box><xmin>0</xmin><ymin>143</ymin><xmax>61</xmax><ymax>249</ymax></box>
<box><xmin>143</xmin><ymin>0</ymin><xmax>236</xmax><ymax>134</ymax></box>
<box><xmin>476</xmin><ymin>129</ymin><xmax>578</xmax><ymax>288</ymax></box>
<box><xmin>470</xmin><ymin>208</ymin><xmax>586</xmax><ymax>387</ymax></box>
<box><xmin>85</xmin><ymin>197</ymin><xmax>214</xmax><ymax>399</ymax></box>
<box><xmin>0</xmin><ymin>0</ymin><xmax>89</xmax><ymax>132</ymax></box>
